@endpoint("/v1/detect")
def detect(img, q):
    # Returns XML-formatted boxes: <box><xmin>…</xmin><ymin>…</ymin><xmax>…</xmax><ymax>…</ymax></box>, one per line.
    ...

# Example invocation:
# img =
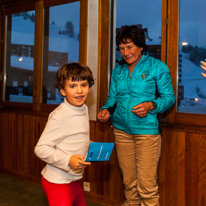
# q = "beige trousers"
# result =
<box><xmin>114</xmin><ymin>127</ymin><xmax>161</xmax><ymax>206</ymax></box>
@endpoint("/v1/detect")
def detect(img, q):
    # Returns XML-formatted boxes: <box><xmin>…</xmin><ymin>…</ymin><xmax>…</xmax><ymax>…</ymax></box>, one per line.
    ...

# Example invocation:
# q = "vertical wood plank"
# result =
<box><xmin>165</xmin><ymin>130</ymin><xmax>177</xmax><ymax>206</ymax></box>
<box><xmin>17</xmin><ymin>114</ymin><xmax>23</xmax><ymax>173</ymax></box>
<box><xmin>198</xmin><ymin>134</ymin><xmax>206</xmax><ymax>206</ymax></box>
<box><xmin>158</xmin><ymin>129</ymin><xmax>166</xmax><ymax>205</ymax></box>
<box><xmin>177</xmin><ymin>132</ymin><xmax>185</xmax><ymax>206</ymax></box>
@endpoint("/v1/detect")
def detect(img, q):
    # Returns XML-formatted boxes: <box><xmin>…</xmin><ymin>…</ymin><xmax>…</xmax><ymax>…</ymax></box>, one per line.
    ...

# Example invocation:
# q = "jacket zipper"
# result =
<box><xmin>127</xmin><ymin>69</ymin><xmax>132</xmax><ymax>134</ymax></box>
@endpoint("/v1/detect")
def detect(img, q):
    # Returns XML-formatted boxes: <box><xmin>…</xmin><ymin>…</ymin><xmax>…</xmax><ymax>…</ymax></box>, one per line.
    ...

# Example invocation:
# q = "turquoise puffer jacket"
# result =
<box><xmin>101</xmin><ymin>52</ymin><xmax>176</xmax><ymax>135</ymax></box>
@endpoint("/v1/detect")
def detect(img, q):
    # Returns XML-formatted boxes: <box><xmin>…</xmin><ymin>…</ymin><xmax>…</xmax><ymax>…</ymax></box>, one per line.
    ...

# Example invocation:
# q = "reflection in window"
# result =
<box><xmin>114</xmin><ymin>0</ymin><xmax>162</xmax><ymax>63</ymax></box>
<box><xmin>42</xmin><ymin>2</ymin><xmax>80</xmax><ymax>104</ymax></box>
<box><xmin>4</xmin><ymin>11</ymin><xmax>35</xmax><ymax>102</ymax></box>
<box><xmin>177</xmin><ymin>0</ymin><xmax>206</xmax><ymax>114</ymax></box>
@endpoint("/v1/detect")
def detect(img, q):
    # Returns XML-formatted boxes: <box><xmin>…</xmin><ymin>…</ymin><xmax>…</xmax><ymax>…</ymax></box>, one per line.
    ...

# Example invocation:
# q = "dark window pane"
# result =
<box><xmin>177</xmin><ymin>0</ymin><xmax>206</xmax><ymax>114</ymax></box>
<box><xmin>4</xmin><ymin>11</ymin><xmax>35</xmax><ymax>103</ymax></box>
<box><xmin>115</xmin><ymin>0</ymin><xmax>162</xmax><ymax>62</ymax></box>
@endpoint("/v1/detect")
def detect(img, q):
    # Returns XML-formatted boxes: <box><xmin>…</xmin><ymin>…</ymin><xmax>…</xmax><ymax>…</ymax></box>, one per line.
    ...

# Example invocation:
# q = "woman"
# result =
<box><xmin>200</xmin><ymin>60</ymin><xmax>206</xmax><ymax>77</ymax></box>
<box><xmin>98</xmin><ymin>25</ymin><xmax>176</xmax><ymax>206</ymax></box>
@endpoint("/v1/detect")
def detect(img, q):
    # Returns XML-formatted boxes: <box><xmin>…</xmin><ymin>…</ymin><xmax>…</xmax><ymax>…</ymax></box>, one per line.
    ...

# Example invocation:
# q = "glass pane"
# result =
<box><xmin>4</xmin><ymin>11</ymin><xmax>35</xmax><ymax>103</ymax></box>
<box><xmin>115</xmin><ymin>0</ymin><xmax>162</xmax><ymax>63</ymax></box>
<box><xmin>177</xmin><ymin>0</ymin><xmax>206</xmax><ymax>114</ymax></box>
<box><xmin>42</xmin><ymin>2</ymin><xmax>80</xmax><ymax>104</ymax></box>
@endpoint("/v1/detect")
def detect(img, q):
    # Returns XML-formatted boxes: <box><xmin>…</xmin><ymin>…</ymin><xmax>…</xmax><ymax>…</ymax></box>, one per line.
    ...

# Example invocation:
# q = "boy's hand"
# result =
<box><xmin>69</xmin><ymin>155</ymin><xmax>91</xmax><ymax>171</ymax></box>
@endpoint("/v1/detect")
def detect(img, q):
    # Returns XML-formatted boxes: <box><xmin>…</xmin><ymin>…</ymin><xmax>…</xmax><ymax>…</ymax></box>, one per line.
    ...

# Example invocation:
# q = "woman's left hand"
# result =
<box><xmin>131</xmin><ymin>102</ymin><xmax>153</xmax><ymax>118</ymax></box>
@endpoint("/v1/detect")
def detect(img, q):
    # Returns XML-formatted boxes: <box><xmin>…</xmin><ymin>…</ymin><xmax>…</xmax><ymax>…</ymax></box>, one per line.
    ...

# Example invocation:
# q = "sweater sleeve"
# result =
<box><xmin>34</xmin><ymin>117</ymin><xmax>71</xmax><ymax>172</ymax></box>
<box><xmin>151</xmin><ymin>62</ymin><xmax>176</xmax><ymax>114</ymax></box>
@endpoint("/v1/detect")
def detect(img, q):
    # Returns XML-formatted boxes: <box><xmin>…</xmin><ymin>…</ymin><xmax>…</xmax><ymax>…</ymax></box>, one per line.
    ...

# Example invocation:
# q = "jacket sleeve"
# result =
<box><xmin>100</xmin><ymin>68</ymin><xmax>117</xmax><ymax>116</ymax></box>
<box><xmin>34</xmin><ymin>117</ymin><xmax>71</xmax><ymax>172</ymax></box>
<box><xmin>151</xmin><ymin>62</ymin><xmax>176</xmax><ymax>114</ymax></box>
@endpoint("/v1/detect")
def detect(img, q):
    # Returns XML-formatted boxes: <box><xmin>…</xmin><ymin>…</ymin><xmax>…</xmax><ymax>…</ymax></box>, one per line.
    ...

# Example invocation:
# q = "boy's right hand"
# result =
<box><xmin>69</xmin><ymin>155</ymin><xmax>91</xmax><ymax>172</ymax></box>
<box><xmin>97</xmin><ymin>109</ymin><xmax>110</xmax><ymax>122</ymax></box>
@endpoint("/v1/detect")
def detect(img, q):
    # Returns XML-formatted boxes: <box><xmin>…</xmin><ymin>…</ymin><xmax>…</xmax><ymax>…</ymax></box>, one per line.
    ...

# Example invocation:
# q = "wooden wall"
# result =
<box><xmin>159</xmin><ymin>125</ymin><xmax>206</xmax><ymax>206</ymax></box>
<box><xmin>1</xmin><ymin>110</ymin><xmax>206</xmax><ymax>206</ymax></box>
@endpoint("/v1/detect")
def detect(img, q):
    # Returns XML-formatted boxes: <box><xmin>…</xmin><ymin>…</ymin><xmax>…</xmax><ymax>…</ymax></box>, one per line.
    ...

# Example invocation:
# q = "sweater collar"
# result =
<box><xmin>64</xmin><ymin>98</ymin><xmax>86</xmax><ymax>111</ymax></box>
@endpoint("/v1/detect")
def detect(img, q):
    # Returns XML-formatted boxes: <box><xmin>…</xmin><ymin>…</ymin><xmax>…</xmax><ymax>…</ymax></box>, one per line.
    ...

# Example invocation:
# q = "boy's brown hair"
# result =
<box><xmin>55</xmin><ymin>62</ymin><xmax>94</xmax><ymax>91</ymax></box>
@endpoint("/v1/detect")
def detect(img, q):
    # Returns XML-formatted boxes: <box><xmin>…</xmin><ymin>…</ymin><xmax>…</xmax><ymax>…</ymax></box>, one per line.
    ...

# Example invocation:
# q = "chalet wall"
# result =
<box><xmin>1</xmin><ymin>110</ymin><xmax>206</xmax><ymax>206</ymax></box>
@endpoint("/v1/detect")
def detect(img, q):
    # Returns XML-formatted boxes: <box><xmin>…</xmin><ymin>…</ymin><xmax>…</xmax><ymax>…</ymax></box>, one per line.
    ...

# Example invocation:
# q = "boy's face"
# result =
<box><xmin>60</xmin><ymin>78</ymin><xmax>91</xmax><ymax>107</ymax></box>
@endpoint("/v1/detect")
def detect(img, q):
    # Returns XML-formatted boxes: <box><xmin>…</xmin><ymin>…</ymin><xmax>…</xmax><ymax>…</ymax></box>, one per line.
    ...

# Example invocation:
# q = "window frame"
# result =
<box><xmin>0</xmin><ymin>0</ymin><xmax>88</xmax><ymax>113</ymax></box>
<box><xmin>165</xmin><ymin>0</ymin><xmax>206</xmax><ymax>127</ymax></box>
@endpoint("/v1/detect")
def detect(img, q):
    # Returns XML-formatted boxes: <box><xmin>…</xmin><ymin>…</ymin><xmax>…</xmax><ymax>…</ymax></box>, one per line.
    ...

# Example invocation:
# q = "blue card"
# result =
<box><xmin>85</xmin><ymin>142</ymin><xmax>115</xmax><ymax>162</ymax></box>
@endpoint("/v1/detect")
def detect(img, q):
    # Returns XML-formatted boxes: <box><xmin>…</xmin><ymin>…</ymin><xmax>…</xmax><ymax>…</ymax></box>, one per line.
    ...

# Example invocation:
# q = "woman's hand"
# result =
<box><xmin>200</xmin><ymin>61</ymin><xmax>206</xmax><ymax>77</ymax></box>
<box><xmin>97</xmin><ymin>109</ymin><xmax>110</xmax><ymax>122</ymax></box>
<box><xmin>131</xmin><ymin>102</ymin><xmax>153</xmax><ymax>118</ymax></box>
<box><xmin>69</xmin><ymin>155</ymin><xmax>91</xmax><ymax>172</ymax></box>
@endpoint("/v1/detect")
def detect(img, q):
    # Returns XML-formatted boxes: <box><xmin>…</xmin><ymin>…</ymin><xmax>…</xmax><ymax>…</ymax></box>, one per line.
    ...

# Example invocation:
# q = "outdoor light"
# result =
<box><xmin>195</xmin><ymin>98</ymin><xmax>198</xmax><ymax>102</ymax></box>
<box><xmin>19</xmin><ymin>57</ymin><xmax>23</xmax><ymax>62</ymax></box>
<box><xmin>182</xmin><ymin>42</ymin><xmax>188</xmax><ymax>46</ymax></box>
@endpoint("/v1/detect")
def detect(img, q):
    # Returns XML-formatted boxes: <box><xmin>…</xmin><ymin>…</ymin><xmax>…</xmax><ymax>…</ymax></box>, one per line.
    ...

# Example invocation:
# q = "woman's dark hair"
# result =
<box><xmin>55</xmin><ymin>62</ymin><xmax>94</xmax><ymax>91</ymax></box>
<box><xmin>116</xmin><ymin>25</ymin><xmax>148</xmax><ymax>54</ymax></box>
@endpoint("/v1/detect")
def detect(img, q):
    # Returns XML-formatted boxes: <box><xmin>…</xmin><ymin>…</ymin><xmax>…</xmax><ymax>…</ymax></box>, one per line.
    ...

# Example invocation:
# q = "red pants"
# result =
<box><xmin>41</xmin><ymin>176</ymin><xmax>87</xmax><ymax>206</ymax></box>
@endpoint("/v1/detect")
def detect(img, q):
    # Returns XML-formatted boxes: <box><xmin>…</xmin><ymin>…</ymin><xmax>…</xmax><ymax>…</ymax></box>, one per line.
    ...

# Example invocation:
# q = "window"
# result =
<box><xmin>113</xmin><ymin>0</ymin><xmax>162</xmax><ymax>67</ymax></box>
<box><xmin>1</xmin><ymin>0</ymin><xmax>88</xmax><ymax>112</ymax></box>
<box><xmin>97</xmin><ymin>0</ymin><xmax>164</xmax><ymax>111</ymax></box>
<box><xmin>4</xmin><ymin>11</ymin><xmax>35</xmax><ymax>103</ymax></box>
<box><xmin>177</xmin><ymin>0</ymin><xmax>206</xmax><ymax>114</ymax></box>
<box><xmin>42</xmin><ymin>2</ymin><xmax>80</xmax><ymax>104</ymax></box>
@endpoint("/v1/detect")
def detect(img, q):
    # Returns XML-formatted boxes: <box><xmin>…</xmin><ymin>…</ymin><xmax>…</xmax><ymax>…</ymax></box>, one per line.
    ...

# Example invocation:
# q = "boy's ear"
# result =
<box><xmin>60</xmin><ymin>89</ymin><xmax>66</xmax><ymax>96</ymax></box>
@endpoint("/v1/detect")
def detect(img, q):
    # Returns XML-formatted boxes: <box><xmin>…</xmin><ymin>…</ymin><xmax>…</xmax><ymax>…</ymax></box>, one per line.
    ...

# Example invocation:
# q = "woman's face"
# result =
<box><xmin>119</xmin><ymin>39</ymin><xmax>143</xmax><ymax>69</ymax></box>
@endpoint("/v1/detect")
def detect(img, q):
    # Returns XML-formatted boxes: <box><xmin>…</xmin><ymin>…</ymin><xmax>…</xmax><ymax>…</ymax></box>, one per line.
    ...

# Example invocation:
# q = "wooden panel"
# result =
<box><xmin>176</xmin><ymin>113</ymin><xmax>206</xmax><ymax>128</ymax></box>
<box><xmin>165</xmin><ymin>0</ymin><xmax>178</xmax><ymax>124</ymax></box>
<box><xmin>32</xmin><ymin>0</ymin><xmax>44</xmax><ymax>112</ymax></box>
<box><xmin>158</xmin><ymin>127</ymin><xmax>206</xmax><ymax>206</ymax></box>
<box><xmin>2</xmin><ymin>1</ymin><xmax>35</xmax><ymax>14</ymax></box>
<box><xmin>0</xmin><ymin>111</ymin><xmax>125</xmax><ymax>205</ymax></box>
<box><xmin>97</xmin><ymin>0</ymin><xmax>110</xmax><ymax>111</ymax></box>
<box><xmin>84</xmin><ymin>122</ymin><xmax>124</xmax><ymax>204</ymax></box>
<box><xmin>79</xmin><ymin>0</ymin><xmax>88</xmax><ymax>65</ymax></box>
<box><xmin>1</xmin><ymin>110</ymin><xmax>206</xmax><ymax>206</ymax></box>
<box><xmin>0</xmin><ymin>111</ymin><xmax>47</xmax><ymax>181</ymax></box>
<box><xmin>43</xmin><ymin>0</ymin><xmax>78</xmax><ymax>8</ymax></box>
<box><xmin>161</xmin><ymin>0</ymin><xmax>167</xmax><ymax>64</ymax></box>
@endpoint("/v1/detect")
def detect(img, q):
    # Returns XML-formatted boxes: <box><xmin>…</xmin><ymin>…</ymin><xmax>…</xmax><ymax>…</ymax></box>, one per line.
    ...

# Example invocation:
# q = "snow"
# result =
<box><xmin>178</xmin><ymin>52</ymin><xmax>206</xmax><ymax>114</ymax></box>
<box><xmin>11</xmin><ymin>15</ymin><xmax>79</xmax><ymax>67</ymax></box>
<box><xmin>11</xmin><ymin>56</ymin><xmax>34</xmax><ymax>70</ymax></box>
<box><xmin>9</xmin><ymin>13</ymin><xmax>79</xmax><ymax>104</ymax></box>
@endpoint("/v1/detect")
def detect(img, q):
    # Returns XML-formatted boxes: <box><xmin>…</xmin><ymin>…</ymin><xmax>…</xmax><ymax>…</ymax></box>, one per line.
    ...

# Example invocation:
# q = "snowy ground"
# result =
<box><xmin>178</xmin><ymin>52</ymin><xmax>206</xmax><ymax>114</ymax></box>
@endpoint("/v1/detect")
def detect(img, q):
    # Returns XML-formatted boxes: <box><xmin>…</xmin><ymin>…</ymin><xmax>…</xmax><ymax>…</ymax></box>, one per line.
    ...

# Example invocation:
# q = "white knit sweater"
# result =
<box><xmin>34</xmin><ymin>98</ymin><xmax>90</xmax><ymax>184</ymax></box>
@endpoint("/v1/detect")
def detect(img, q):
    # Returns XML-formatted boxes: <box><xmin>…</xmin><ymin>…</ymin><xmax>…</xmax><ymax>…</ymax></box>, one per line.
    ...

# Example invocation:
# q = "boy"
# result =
<box><xmin>35</xmin><ymin>62</ymin><xmax>94</xmax><ymax>206</ymax></box>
